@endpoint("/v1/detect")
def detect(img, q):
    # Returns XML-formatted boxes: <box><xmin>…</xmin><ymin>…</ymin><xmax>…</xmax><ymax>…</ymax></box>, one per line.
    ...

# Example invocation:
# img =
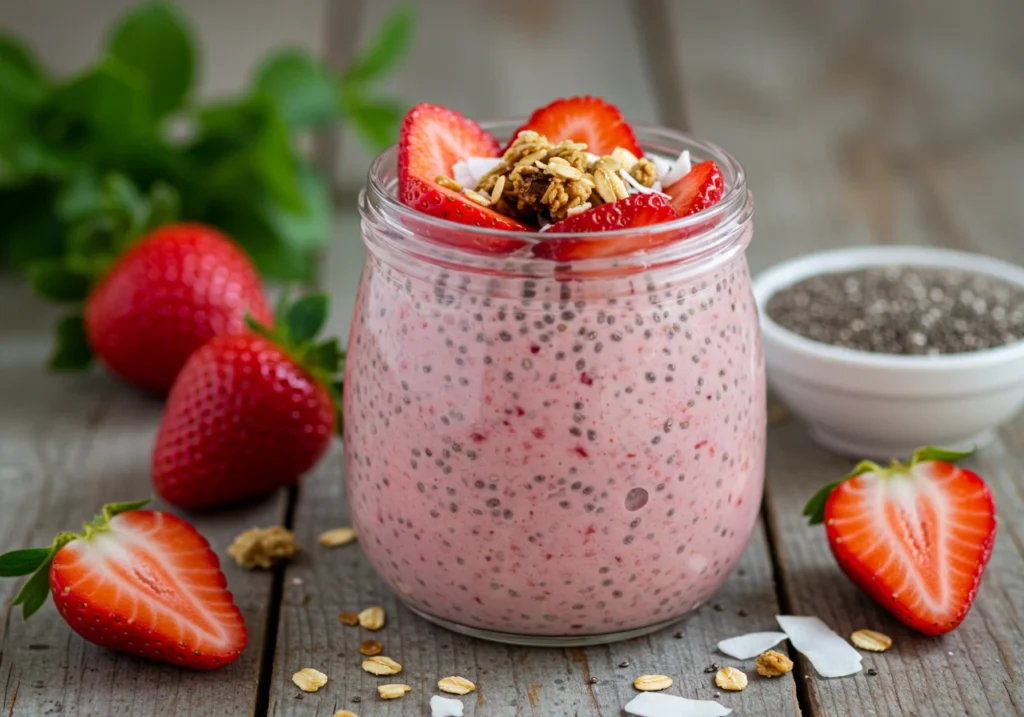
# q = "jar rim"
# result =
<box><xmin>360</xmin><ymin>120</ymin><xmax>753</xmax><ymax>275</ymax></box>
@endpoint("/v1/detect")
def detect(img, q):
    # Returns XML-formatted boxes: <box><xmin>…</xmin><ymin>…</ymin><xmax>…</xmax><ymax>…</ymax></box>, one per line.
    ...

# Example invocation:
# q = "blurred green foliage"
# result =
<box><xmin>0</xmin><ymin>2</ymin><xmax>415</xmax><ymax>282</ymax></box>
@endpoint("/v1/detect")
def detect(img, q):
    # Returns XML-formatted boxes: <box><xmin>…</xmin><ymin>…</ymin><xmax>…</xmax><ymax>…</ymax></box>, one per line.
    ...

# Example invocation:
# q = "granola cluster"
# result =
<box><xmin>440</xmin><ymin>130</ymin><xmax>658</xmax><ymax>226</ymax></box>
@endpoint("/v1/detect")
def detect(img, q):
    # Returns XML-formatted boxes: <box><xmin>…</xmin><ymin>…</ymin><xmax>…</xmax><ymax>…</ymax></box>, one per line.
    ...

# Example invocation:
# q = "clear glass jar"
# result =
<box><xmin>345</xmin><ymin>122</ymin><xmax>763</xmax><ymax>646</ymax></box>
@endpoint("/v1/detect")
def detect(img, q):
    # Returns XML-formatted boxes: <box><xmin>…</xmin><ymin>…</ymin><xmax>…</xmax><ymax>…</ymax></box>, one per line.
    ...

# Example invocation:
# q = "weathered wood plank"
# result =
<box><xmin>0</xmin><ymin>278</ymin><xmax>286</xmax><ymax>717</ymax></box>
<box><xmin>268</xmin><ymin>445</ymin><xmax>799</xmax><ymax>716</ymax></box>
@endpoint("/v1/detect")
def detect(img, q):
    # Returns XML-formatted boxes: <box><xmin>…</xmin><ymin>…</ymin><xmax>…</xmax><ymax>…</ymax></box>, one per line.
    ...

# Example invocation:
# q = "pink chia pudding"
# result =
<box><xmin>344</xmin><ymin>106</ymin><xmax>764</xmax><ymax>645</ymax></box>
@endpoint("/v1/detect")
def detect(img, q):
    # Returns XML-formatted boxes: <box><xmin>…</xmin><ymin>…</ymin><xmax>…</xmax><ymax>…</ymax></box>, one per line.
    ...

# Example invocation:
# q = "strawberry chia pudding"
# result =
<box><xmin>345</xmin><ymin>98</ymin><xmax>764</xmax><ymax>644</ymax></box>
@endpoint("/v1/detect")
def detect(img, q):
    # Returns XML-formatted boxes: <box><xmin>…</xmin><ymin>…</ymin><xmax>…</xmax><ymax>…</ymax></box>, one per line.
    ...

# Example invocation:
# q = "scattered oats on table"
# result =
<box><xmin>334</xmin><ymin>711</ymin><xmax>359</xmax><ymax>717</ymax></box>
<box><xmin>633</xmin><ymin>674</ymin><xmax>673</xmax><ymax>691</ymax></box>
<box><xmin>359</xmin><ymin>640</ymin><xmax>383</xmax><ymax>657</ymax></box>
<box><xmin>377</xmin><ymin>684</ymin><xmax>411</xmax><ymax>700</ymax></box>
<box><xmin>362</xmin><ymin>656</ymin><xmax>402</xmax><ymax>676</ymax></box>
<box><xmin>437</xmin><ymin>675</ymin><xmax>476</xmax><ymax>695</ymax></box>
<box><xmin>851</xmin><ymin>629</ymin><xmax>893</xmax><ymax>652</ymax></box>
<box><xmin>755</xmin><ymin>650</ymin><xmax>794</xmax><ymax>677</ymax></box>
<box><xmin>358</xmin><ymin>606</ymin><xmax>386</xmax><ymax>630</ymax></box>
<box><xmin>318</xmin><ymin>526</ymin><xmax>357</xmax><ymax>548</ymax></box>
<box><xmin>292</xmin><ymin>667</ymin><xmax>328</xmax><ymax>692</ymax></box>
<box><xmin>715</xmin><ymin>666</ymin><xmax>748</xmax><ymax>691</ymax></box>
<box><xmin>338</xmin><ymin>611</ymin><xmax>360</xmax><ymax>626</ymax></box>
<box><xmin>228</xmin><ymin>526</ymin><xmax>298</xmax><ymax>569</ymax></box>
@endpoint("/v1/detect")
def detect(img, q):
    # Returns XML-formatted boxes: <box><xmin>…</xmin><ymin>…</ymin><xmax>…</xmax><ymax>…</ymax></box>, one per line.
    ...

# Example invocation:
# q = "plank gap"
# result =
<box><xmin>251</xmin><ymin>486</ymin><xmax>300</xmax><ymax>717</ymax></box>
<box><xmin>629</xmin><ymin>0</ymin><xmax>690</xmax><ymax>131</ymax></box>
<box><xmin>760</xmin><ymin>482</ymin><xmax>811</xmax><ymax>717</ymax></box>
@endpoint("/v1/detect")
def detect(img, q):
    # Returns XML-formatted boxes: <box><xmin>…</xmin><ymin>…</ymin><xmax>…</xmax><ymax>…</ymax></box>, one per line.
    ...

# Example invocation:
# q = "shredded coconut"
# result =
<box><xmin>659</xmin><ymin>149</ymin><xmax>692</xmax><ymax>187</ymax></box>
<box><xmin>452</xmin><ymin>157</ymin><xmax>502</xmax><ymax>189</ymax></box>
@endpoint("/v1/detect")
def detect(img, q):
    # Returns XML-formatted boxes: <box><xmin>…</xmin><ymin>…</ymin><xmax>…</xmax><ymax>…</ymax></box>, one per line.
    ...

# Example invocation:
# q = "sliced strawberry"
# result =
<box><xmin>400</xmin><ymin>176</ymin><xmax>532</xmax><ymax>253</ymax></box>
<box><xmin>532</xmin><ymin>194</ymin><xmax>679</xmax><ymax>261</ymax></box>
<box><xmin>805</xmin><ymin>447</ymin><xmax>997</xmax><ymax>636</ymax></box>
<box><xmin>664</xmin><ymin>160</ymin><xmax>725</xmax><ymax>216</ymax></box>
<box><xmin>0</xmin><ymin>500</ymin><xmax>246</xmax><ymax>669</ymax></box>
<box><xmin>398</xmin><ymin>103</ymin><xmax>501</xmax><ymax>182</ymax></box>
<box><xmin>507</xmin><ymin>96</ymin><xmax>643</xmax><ymax>157</ymax></box>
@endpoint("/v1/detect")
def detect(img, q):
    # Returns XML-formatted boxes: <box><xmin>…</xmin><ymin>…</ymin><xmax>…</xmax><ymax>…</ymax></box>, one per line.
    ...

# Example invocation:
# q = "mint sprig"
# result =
<box><xmin>0</xmin><ymin>2</ymin><xmax>416</xmax><ymax>279</ymax></box>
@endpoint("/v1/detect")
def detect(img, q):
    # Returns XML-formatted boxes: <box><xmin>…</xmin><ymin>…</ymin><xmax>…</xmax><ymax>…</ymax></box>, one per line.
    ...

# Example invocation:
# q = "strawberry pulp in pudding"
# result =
<box><xmin>345</xmin><ymin>99</ymin><xmax>764</xmax><ymax>642</ymax></box>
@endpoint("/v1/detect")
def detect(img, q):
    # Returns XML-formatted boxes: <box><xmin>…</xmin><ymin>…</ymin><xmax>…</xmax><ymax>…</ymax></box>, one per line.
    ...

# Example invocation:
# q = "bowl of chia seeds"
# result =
<box><xmin>753</xmin><ymin>245</ymin><xmax>1024</xmax><ymax>458</ymax></box>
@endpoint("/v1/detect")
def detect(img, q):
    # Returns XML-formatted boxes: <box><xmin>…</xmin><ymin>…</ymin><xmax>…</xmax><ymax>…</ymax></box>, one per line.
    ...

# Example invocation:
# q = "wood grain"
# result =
<box><xmin>266</xmin><ymin>444</ymin><xmax>799</xmax><ymax>716</ymax></box>
<box><xmin>0</xmin><ymin>279</ymin><xmax>287</xmax><ymax>717</ymax></box>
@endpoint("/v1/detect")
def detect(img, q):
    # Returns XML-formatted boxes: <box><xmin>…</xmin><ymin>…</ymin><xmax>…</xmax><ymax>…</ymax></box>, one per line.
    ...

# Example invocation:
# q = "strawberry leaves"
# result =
<box><xmin>803</xmin><ymin>446</ymin><xmax>976</xmax><ymax>525</ymax></box>
<box><xmin>1</xmin><ymin>499</ymin><xmax>152</xmax><ymax>618</ymax></box>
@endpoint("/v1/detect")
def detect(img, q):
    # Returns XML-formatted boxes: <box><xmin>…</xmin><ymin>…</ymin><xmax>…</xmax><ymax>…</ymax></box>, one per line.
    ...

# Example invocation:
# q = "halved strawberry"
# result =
<box><xmin>532</xmin><ymin>194</ymin><xmax>679</xmax><ymax>261</ymax></box>
<box><xmin>507</xmin><ymin>96</ymin><xmax>643</xmax><ymax>157</ymax></box>
<box><xmin>398</xmin><ymin>103</ymin><xmax>501</xmax><ymax>182</ymax></box>
<box><xmin>804</xmin><ymin>447</ymin><xmax>997</xmax><ymax>636</ymax></box>
<box><xmin>0</xmin><ymin>500</ymin><xmax>247</xmax><ymax>669</ymax></box>
<box><xmin>400</xmin><ymin>176</ymin><xmax>532</xmax><ymax>253</ymax></box>
<box><xmin>664</xmin><ymin>160</ymin><xmax>725</xmax><ymax>216</ymax></box>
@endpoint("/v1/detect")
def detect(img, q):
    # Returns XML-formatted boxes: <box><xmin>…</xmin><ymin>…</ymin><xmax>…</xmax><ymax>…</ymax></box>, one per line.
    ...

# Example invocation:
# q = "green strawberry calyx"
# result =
<box><xmin>802</xmin><ymin>446</ymin><xmax>974</xmax><ymax>526</ymax></box>
<box><xmin>0</xmin><ymin>499</ymin><xmax>151</xmax><ymax>619</ymax></box>
<box><xmin>246</xmin><ymin>291</ymin><xmax>346</xmax><ymax>435</ymax></box>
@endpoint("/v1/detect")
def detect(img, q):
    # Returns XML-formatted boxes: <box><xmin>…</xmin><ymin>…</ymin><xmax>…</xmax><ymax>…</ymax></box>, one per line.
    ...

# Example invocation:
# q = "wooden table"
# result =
<box><xmin>2</xmin><ymin>1</ymin><xmax>1023</xmax><ymax>715</ymax></box>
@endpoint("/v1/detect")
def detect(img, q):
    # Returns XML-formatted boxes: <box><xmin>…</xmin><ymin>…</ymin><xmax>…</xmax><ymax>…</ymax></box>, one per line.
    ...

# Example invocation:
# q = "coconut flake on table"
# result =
<box><xmin>658</xmin><ymin>149</ymin><xmax>692</xmax><ymax>188</ymax></box>
<box><xmin>624</xmin><ymin>692</ymin><xmax>732</xmax><ymax>717</ymax></box>
<box><xmin>452</xmin><ymin>157</ymin><xmax>502</xmax><ymax>189</ymax></box>
<box><xmin>776</xmin><ymin>615</ymin><xmax>863</xmax><ymax>678</ymax></box>
<box><xmin>717</xmin><ymin>631</ymin><xmax>788</xmax><ymax>660</ymax></box>
<box><xmin>430</xmin><ymin>694</ymin><xmax>465</xmax><ymax>717</ymax></box>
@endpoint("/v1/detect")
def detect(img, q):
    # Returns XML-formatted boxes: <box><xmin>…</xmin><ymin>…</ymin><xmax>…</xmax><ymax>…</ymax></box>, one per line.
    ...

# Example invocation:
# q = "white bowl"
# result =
<box><xmin>752</xmin><ymin>246</ymin><xmax>1024</xmax><ymax>458</ymax></box>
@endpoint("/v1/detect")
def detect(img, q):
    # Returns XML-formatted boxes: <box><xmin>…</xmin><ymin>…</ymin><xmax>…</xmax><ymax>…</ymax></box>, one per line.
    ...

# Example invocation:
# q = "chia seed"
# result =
<box><xmin>766</xmin><ymin>266</ymin><xmax>1024</xmax><ymax>355</ymax></box>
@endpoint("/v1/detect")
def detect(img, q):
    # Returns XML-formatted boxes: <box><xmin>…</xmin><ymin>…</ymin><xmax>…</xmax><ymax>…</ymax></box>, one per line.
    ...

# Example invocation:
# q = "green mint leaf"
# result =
<box><xmin>254</xmin><ymin>49</ymin><xmax>338</xmax><ymax>129</ymax></box>
<box><xmin>47</xmin><ymin>58</ymin><xmax>151</xmax><ymax>140</ymax></box>
<box><xmin>205</xmin><ymin>199</ymin><xmax>314</xmax><ymax>281</ymax></box>
<box><xmin>0</xmin><ymin>548</ymin><xmax>51</xmax><ymax>577</ymax></box>
<box><xmin>1</xmin><ymin>184</ymin><xmax>64</xmax><ymax>268</ymax></box>
<box><xmin>343</xmin><ymin>4</ymin><xmax>415</xmax><ymax>84</ymax></box>
<box><xmin>347</xmin><ymin>94</ymin><xmax>403</xmax><ymax>151</ymax></box>
<box><xmin>803</xmin><ymin>481</ymin><xmax>840</xmax><ymax>525</ymax></box>
<box><xmin>108</xmin><ymin>1</ymin><xmax>195</xmax><ymax>118</ymax></box>
<box><xmin>0</xmin><ymin>32</ymin><xmax>47</xmax><ymax>107</ymax></box>
<box><xmin>28</xmin><ymin>260</ymin><xmax>92</xmax><ymax>302</ymax></box>
<box><xmin>144</xmin><ymin>181</ymin><xmax>181</xmax><ymax>229</ymax></box>
<box><xmin>256</xmin><ymin>160</ymin><xmax>331</xmax><ymax>251</ymax></box>
<box><xmin>909</xmin><ymin>446</ymin><xmax>975</xmax><ymax>465</ymax></box>
<box><xmin>286</xmin><ymin>293</ymin><xmax>329</xmax><ymax>343</ymax></box>
<box><xmin>49</xmin><ymin>314</ymin><xmax>93</xmax><ymax>371</ymax></box>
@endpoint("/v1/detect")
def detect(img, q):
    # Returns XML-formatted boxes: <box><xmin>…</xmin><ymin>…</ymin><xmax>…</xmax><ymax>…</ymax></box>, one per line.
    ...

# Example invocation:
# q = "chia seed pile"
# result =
<box><xmin>766</xmin><ymin>266</ymin><xmax>1024</xmax><ymax>355</ymax></box>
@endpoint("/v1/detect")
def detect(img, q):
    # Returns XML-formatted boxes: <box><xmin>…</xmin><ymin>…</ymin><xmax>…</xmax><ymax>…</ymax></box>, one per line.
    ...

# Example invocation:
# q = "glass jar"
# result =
<box><xmin>345</xmin><ymin>122</ymin><xmax>763</xmax><ymax>646</ymax></box>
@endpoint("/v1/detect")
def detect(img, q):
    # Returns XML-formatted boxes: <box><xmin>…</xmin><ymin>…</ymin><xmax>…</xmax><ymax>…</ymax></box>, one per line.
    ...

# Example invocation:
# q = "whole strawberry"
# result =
<box><xmin>805</xmin><ymin>447</ymin><xmax>997</xmax><ymax>635</ymax></box>
<box><xmin>152</xmin><ymin>293</ymin><xmax>342</xmax><ymax>510</ymax></box>
<box><xmin>81</xmin><ymin>223</ymin><xmax>272</xmax><ymax>393</ymax></box>
<box><xmin>0</xmin><ymin>500</ymin><xmax>246</xmax><ymax>669</ymax></box>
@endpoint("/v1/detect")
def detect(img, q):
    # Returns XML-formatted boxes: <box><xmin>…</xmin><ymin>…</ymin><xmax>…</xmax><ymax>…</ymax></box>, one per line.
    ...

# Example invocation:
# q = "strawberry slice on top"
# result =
<box><xmin>507</xmin><ymin>96</ymin><xmax>643</xmax><ymax>158</ymax></box>
<box><xmin>664</xmin><ymin>159</ymin><xmax>725</xmax><ymax>217</ymax></box>
<box><xmin>804</xmin><ymin>447</ymin><xmax>997</xmax><ymax>636</ymax></box>
<box><xmin>397</xmin><ymin>103</ymin><xmax>531</xmax><ymax>250</ymax></box>
<box><xmin>533</xmin><ymin>194</ymin><xmax>679</xmax><ymax>261</ymax></box>
<box><xmin>0</xmin><ymin>500</ymin><xmax>246</xmax><ymax>669</ymax></box>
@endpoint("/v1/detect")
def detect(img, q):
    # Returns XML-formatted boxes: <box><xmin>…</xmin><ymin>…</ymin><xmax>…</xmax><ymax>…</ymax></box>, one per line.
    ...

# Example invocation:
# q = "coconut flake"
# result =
<box><xmin>430</xmin><ymin>694</ymin><xmax>465</xmax><ymax>717</ymax></box>
<box><xmin>624</xmin><ymin>692</ymin><xmax>732</xmax><ymax>717</ymax></box>
<box><xmin>452</xmin><ymin>157</ymin><xmax>501</xmax><ymax>188</ymax></box>
<box><xmin>619</xmin><ymin>169</ymin><xmax>671</xmax><ymax>199</ymax></box>
<box><xmin>659</xmin><ymin>149</ymin><xmax>692</xmax><ymax>188</ymax></box>
<box><xmin>717</xmin><ymin>631</ymin><xmax>788</xmax><ymax>660</ymax></box>
<box><xmin>776</xmin><ymin>615</ymin><xmax>863</xmax><ymax>678</ymax></box>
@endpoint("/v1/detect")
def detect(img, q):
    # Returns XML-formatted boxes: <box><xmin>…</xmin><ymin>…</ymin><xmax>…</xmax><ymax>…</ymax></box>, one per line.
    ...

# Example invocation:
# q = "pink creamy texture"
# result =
<box><xmin>344</xmin><ymin>234</ymin><xmax>765</xmax><ymax>636</ymax></box>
